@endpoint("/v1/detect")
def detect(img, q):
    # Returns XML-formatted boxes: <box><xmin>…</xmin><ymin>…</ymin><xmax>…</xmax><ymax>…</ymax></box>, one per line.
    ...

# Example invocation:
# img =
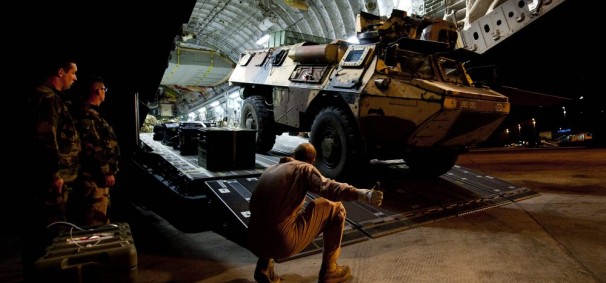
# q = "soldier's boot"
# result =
<box><xmin>318</xmin><ymin>264</ymin><xmax>351</xmax><ymax>283</ymax></box>
<box><xmin>254</xmin><ymin>258</ymin><xmax>280</xmax><ymax>283</ymax></box>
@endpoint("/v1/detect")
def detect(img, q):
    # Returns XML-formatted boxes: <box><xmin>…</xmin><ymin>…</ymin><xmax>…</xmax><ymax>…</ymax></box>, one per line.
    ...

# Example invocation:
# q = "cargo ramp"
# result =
<box><xmin>134</xmin><ymin>133</ymin><xmax>538</xmax><ymax>261</ymax></box>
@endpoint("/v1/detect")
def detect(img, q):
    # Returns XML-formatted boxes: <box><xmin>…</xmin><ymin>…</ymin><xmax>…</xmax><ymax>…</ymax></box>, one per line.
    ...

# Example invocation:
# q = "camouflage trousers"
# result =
<box><xmin>43</xmin><ymin>184</ymin><xmax>71</xmax><ymax>227</ymax></box>
<box><xmin>69</xmin><ymin>179</ymin><xmax>111</xmax><ymax>227</ymax></box>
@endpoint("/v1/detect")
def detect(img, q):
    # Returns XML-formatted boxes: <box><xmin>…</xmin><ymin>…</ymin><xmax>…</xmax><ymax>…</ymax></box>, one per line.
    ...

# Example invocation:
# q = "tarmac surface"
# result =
<box><xmin>2</xmin><ymin>146</ymin><xmax>605</xmax><ymax>283</ymax></box>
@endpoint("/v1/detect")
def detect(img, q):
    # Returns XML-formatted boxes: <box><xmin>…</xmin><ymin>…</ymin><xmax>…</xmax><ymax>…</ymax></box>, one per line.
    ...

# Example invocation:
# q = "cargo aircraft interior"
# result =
<box><xmin>5</xmin><ymin>1</ymin><xmax>605</xmax><ymax>282</ymax></box>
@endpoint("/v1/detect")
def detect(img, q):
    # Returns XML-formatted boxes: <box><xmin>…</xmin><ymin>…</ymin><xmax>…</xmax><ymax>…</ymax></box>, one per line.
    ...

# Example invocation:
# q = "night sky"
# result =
<box><xmin>465</xmin><ymin>1</ymin><xmax>604</xmax><ymax>145</ymax></box>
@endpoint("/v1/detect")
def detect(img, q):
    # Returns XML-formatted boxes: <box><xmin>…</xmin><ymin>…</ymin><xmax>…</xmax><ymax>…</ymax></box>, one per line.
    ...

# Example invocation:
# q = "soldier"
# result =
<box><xmin>73</xmin><ymin>76</ymin><xmax>121</xmax><ymax>227</ymax></box>
<box><xmin>24</xmin><ymin>56</ymin><xmax>80</xmax><ymax>273</ymax></box>
<box><xmin>247</xmin><ymin>143</ymin><xmax>383</xmax><ymax>283</ymax></box>
<box><xmin>26</xmin><ymin>57</ymin><xmax>80</xmax><ymax>226</ymax></box>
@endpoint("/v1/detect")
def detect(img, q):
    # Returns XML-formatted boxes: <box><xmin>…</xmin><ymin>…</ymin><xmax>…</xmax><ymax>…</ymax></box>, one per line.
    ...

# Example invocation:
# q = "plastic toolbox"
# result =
<box><xmin>32</xmin><ymin>222</ymin><xmax>137</xmax><ymax>283</ymax></box>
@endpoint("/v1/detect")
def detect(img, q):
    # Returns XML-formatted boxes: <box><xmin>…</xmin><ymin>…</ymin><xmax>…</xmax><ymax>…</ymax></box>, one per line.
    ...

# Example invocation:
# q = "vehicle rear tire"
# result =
<box><xmin>241</xmin><ymin>96</ymin><xmax>276</xmax><ymax>153</ymax></box>
<box><xmin>310</xmin><ymin>107</ymin><xmax>360</xmax><ymax>179</ymax></box>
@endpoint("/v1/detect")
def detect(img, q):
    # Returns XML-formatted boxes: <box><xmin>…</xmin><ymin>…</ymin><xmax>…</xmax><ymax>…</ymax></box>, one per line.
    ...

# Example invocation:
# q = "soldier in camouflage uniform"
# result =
<box><xmin>24</xmin><ymin>57</ymin><xmax>80</xmax><ymax>273</ymax></box>
<box><xmin>26</xmin><ymin>58</ymin><xmax>80</xmax><ymax>227</ymax></box>
<box><xmin>73</xmin><ymin>76</ymin><xmax>120</xmax><ymax>226</ymax></box>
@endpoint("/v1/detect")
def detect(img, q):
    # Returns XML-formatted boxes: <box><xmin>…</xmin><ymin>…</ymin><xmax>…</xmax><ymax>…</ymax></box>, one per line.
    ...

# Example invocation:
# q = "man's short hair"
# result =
<box><xmin>43</xmin><ymin>56</ymin><xmax>76</xmax><ymax>78</ymax></box>
<box><xmin>86</xmin><ymin>76</ymin><xmax>104</xmax><ymax>94</ymax></box>
<box><xmin>293</xmin><ymin>143</ymin><xmax>316</xmax><ymax>163</ymax></box>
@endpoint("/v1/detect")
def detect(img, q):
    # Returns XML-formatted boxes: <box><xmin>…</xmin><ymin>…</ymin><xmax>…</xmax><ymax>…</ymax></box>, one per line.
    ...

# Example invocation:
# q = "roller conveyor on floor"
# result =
<box><xmin>140</xmin><ymin>133</ymin><xmax>271</xmax><ymax>182</ymax></box>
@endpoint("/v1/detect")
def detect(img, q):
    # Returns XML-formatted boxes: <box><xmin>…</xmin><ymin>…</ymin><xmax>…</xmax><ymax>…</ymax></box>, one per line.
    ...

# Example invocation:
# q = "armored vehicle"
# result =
<box><xmin>229</xmin><ymin>10</ymin><xmax>510</xmax><ymax>179</ymax></box>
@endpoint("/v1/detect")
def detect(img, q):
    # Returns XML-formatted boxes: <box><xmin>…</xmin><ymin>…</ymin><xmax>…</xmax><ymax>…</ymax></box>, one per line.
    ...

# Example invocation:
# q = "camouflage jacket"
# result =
<box><xmin>28</xmin><ymin>82</ymin><xmax>81</xmax><ymax>183</ymax></box>
<box><xmin>78</xmin><ymin>104</ymin><xmax>120</xmax><ymax>182</ymax></box>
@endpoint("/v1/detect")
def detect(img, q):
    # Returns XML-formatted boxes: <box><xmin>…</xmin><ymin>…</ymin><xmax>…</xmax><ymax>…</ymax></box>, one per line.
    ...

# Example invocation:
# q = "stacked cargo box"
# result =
<box><xmin>198</xmin><ymin>128</ymin><xmax>256</xmax><ymax>171</ymax></box>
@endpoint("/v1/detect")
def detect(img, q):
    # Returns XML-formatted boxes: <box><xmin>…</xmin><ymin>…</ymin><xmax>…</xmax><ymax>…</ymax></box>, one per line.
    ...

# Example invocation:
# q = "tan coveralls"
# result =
<box><xmin>247</xmin><ymin>157</ymin><xmax>359</xmax><ymax>265</ymax></box>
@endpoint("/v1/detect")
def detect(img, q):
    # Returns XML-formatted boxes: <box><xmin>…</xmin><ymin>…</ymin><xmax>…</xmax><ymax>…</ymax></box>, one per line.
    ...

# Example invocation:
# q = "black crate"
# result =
<box><xmin>198</xmin><ymin>128</ymin><xmax>256</xmax><ymax>171</ymax></box>
<box><xmin>179</xmin><ymin>121</ymin><xmax>207</xmax><ymax>155</ymax></box>
<box><xmin>161</xmin><ymin>122</ymin><xmax>180</xmax><ymax>146</ymax></box>
<box><xmin>179</xmin><ymin>127</ymin><xmax>201</xmax><ymax>155</ymax></box>
<box><xmin>33</xmin><ymin>223</ymin><xmax>137</xmax><ymax>283</ymax></box>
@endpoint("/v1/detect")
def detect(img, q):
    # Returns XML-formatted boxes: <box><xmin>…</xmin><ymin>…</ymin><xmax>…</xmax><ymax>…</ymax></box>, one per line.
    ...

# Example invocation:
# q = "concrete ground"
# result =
<box><xmin>2</xmin><ymin>147</ymin><xmax>604</xmax><ymax>282</ymax></box>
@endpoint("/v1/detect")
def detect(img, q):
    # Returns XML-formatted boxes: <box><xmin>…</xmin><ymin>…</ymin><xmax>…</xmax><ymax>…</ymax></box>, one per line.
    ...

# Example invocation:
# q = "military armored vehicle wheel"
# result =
<box><xmin>241</xmin><ymin>96</ymin><xmax>276</xmax><ymax>153</ymax></box>
<box><xmin>310</xmin><ymin>107</ymin><xmax>358</xmax><ymax>179</ymax></box>
<box><xmin>404</xmin><ymin>149</ymin><xmax>459</xmax><ymax>178</ymax></box>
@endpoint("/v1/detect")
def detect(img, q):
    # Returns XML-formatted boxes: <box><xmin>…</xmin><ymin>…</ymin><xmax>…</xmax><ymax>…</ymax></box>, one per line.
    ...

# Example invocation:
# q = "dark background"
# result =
<box><xmin>465</xmin><ymin>0</ymin><xmax>604</xmax><ymax>146</ymax></box>
<box><xmin>8</xmin><ymin>1</ymin><xmax>197</xmax><ymax>227</ymax></box>
<box><xmin>12</xmin><ymin>1</ymin><xmax>197</xmax><ymax>155</ymax></box>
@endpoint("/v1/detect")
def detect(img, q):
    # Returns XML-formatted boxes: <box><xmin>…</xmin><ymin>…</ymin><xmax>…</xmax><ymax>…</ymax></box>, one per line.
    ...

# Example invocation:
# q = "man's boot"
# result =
<box><xmin>254</xmin><ymin>258</ymin><xmax>280</xmax><ymax>283</ymax></box>
<box><xmin>318</xmin><ymin>264</ymin><xmax>351</xmax><ymax>283</ymax></box>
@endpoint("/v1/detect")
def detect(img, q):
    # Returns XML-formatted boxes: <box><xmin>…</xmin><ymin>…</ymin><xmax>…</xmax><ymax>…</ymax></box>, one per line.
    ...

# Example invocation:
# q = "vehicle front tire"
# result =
<box><xmin>310</xmin><ymin>107</ymin><xmax>360</xmax><ymax>179</ymax></box>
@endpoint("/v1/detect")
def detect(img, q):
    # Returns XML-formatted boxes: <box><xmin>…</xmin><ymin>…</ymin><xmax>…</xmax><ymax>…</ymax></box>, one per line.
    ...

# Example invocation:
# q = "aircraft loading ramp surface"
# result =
<box><xmin>137</xmin><ymin>133</ymin><xmax>538</xmax><ymax>261</ymax></box>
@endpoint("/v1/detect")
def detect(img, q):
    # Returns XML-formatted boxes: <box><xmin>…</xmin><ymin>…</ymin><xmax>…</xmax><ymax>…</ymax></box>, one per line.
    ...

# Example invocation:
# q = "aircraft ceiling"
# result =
<box><xmin>161</xmin><ymin>0</ymin><xmax>417</xmax><ymax>89</ymax></box>
<box><xmin>163</xmin><ymin>0</ymin><xmax>594</xmax><ymax>104</ymax></box>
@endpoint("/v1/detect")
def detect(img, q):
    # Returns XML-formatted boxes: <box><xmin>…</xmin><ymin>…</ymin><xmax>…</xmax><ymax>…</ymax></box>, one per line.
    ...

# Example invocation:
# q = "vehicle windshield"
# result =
<box><xmin>436</xmin><ymin>56</ymin><xmax>471</xmax><ymax>86</ymax></box>
<box><xmin>393</xmin><ymin>49</ymin><xmax>435</xmax><ymax>80</ymax></box>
